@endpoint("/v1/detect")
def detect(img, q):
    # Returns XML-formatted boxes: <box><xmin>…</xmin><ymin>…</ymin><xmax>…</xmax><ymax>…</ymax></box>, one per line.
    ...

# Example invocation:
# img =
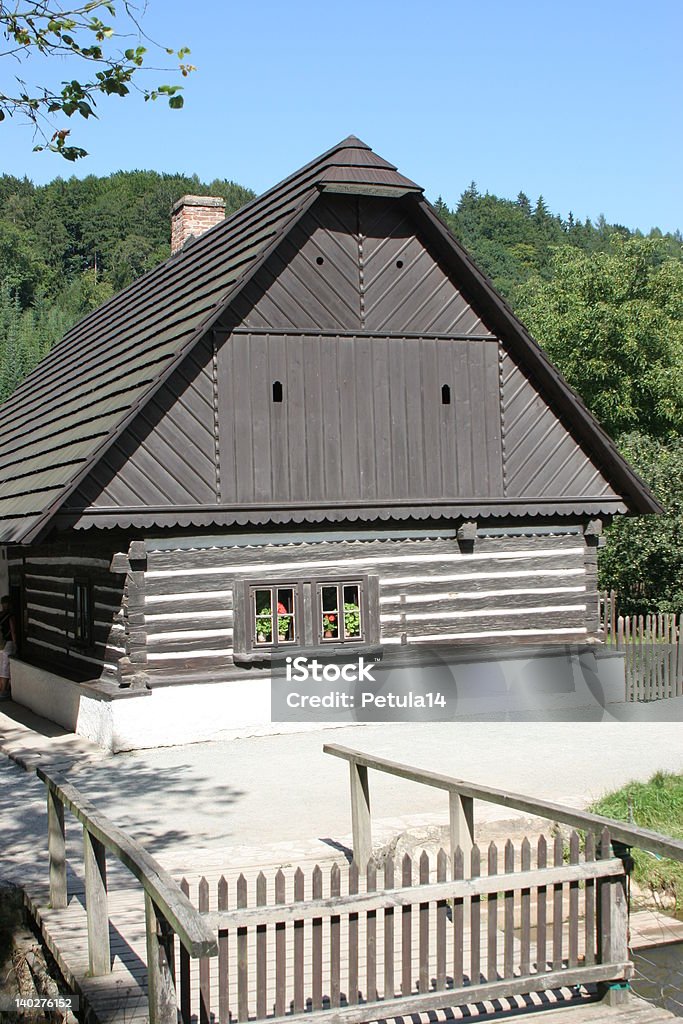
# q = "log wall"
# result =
<box><xmin>142</xmin><ymin>527</ymin><xmax>595</xmax><ymax>686</ymax></box>
<box><xmin>8</xmin><ymin>538</ymin><xmax>128</xmax><ymax>683</ymax></box>
<box><xmin>9</xmin><ymin>525</ymin><xmax>598</xmax><ymax>688</ymax></box>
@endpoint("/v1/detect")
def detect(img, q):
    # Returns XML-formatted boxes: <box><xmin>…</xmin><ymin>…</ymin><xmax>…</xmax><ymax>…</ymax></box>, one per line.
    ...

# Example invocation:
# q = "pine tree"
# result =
<box><xmin>516</xmin><ymin>191</ymin><xmax>532</xmax><ymax>215</ymax></box>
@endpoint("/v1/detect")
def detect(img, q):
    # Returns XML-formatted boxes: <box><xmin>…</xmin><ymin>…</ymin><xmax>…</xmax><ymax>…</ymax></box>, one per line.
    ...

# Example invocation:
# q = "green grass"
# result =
<box><xmin>589</xmin><ymin>771</ymin><xmax>683</xmax><ymax>914</ymax></box>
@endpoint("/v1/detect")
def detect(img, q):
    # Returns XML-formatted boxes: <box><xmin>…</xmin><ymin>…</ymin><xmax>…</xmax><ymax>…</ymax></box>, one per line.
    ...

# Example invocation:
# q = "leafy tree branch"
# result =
<box><xmin>0</xmin><ymin>1</ymin><xmax>194</xmax><ymax>159</ymax></box>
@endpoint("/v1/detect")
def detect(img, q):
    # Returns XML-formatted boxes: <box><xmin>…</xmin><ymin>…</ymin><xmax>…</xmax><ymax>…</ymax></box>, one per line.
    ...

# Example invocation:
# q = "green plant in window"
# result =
<box><xmin>322</xmin><ymin>613</ymin><xmax>338</xmax><ymax>637</ymax></box>
<box><xmin>344</xmin><ymin>602</ymin><xmax>361</xmax><ymax>637</ymax></box>
<box><xmin>255</xmin><ymin>606</ymin><xmax>272</xmax><ymax>643</ymax></box>
<box><xmin>256</xmin><ymin>599</ymin><xmax>292</xmax><ymax>643</ymax></box>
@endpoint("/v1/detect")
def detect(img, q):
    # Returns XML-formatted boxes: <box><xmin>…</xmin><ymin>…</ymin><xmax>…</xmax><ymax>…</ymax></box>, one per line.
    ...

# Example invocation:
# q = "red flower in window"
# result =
<box><xmin>327</xmin><ymin>614</ymin><xmax>336</xmax><ymax>622</ymax></box>
<box><xmin>277</xmin><ymin>601</ymin><xmax>287</xmax><ymax>614</ymax></box>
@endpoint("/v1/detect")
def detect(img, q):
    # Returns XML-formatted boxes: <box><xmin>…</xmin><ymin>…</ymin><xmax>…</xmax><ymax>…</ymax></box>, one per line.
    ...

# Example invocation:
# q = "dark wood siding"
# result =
<box><xmin>500</xmin><ymin>352</ymin><xmax>619</xmax><ymax>499</ymax></box>
<box><xmin>217</xmin><ymin>334</ymin><xmax>504</xmax><ymax>504</ymax></box>
<box><xmin>55</xmin><ymin>188</ymin><xmax>638</xmax><ymax>529</ymax></box>
<box><xmin>9</xmin><ymin>539</ymin><xmax>127</xmax><ymax>682</ymax></box>
<box><xmin>360</xmin><ymin>198</ymin><xmax>486</xmax><ymax>335</ymax></box>
<box><xmin>230</xmin><ymin>194</ymin><xmax>488</xmax><ymax>337</ymax></box>
<box><xmin>142</xmin><ymin>530</ymin><xmax>593</xmax><ymax>686</ymax></box>
<box><xmin>0</xmin><ymin>138</ymin><xmax>657</xmax><ymax>546</ymax></box>
<box><xmin>231</xmin><ymin>198</ymin><xmax>362</xmax><ymax>332</ymax></box>
<box><xmin>67</xmin><ymin>335</ymin><xmax>218</xmax><ymax>511</ymax></box>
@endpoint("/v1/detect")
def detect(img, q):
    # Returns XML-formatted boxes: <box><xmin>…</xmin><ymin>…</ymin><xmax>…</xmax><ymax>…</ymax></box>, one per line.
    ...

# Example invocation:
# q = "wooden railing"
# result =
<box><xmin>179</xmin><ymin>836</ymin><xmax>631</xmax><ymax>1022</ymax></box>
<box><xmin>324</xmin><ymin>744</ymin><xmax>683</xmax><ymax>870</ymax></box>
<box><xmin>38</xmin><ymin>767</ymin><xmax>218</xmax><ymax>1024</ymax></box>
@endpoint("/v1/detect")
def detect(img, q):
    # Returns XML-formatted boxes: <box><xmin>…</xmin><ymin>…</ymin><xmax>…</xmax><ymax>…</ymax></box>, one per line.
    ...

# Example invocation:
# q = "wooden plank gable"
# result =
<box><xmin>501</xmin><ymin>352</ymin><xmax>619</xmax><ymax>500</ymax></box>
<box><xmin>230</xmin><ymin>194</ymin><xmax>488</xmax><ymax>337</ymax></box>
<box><xmin>216</xmin><ymin>333</ymin><xmax>504</xmax><ymax>506</ymax></box>
<box><xmin>12</xmin><ymin>137</ymin><xmax>653</xmax><ymax>535</ymax></box>
<box><xmin>62</xmin><ymin>192</ymin><xmax>623</xmax><ymax>522</ymax></box>
<box><xmin>66</xmin><ymin>335</ymin><xmax>218</xmax><ymax>511</ymax></box>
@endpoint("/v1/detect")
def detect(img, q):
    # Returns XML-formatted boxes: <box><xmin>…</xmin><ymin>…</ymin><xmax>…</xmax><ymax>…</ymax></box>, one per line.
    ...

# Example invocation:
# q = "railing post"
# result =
<box><xmin>83</xmin><ymin>827</ymin><xmax>110</xmax><ymax>976</ymax></box>
<box><xmin>349</xmin><ymin>761</ymin><xmax>372</xmax><ymax>869</ymax></box>
<box><xmin>449</xmin><ymin>792</ymin><xmax>474</xmax><ymax>872</ymax></box>
<box><xmin>47</xmin><ymin>789</ymin><xmax>67</xmax><ymax>910</ymax></box>
<box><xmin>145</xmin><ymin>893</ymin><xmax>178</xmax><ymax>1024</ymax></box>
<box><xmin>597</xmin><ymin>830</ymin><xmax>630</xmax><ymax>1004</ymax></box>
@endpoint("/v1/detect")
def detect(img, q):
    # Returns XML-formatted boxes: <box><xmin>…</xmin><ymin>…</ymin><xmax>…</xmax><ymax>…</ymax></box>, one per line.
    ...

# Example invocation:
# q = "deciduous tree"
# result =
<box><xmin>600</xmin><ymin>433</ymin><xmax>683</xmax><ymax>614</ymax></box>
<box><xmin>0</xmin><ymin>2</ymin><xmax>194</xmax><ymax>159</ymax></box>
<box><xmin>515</xmin><ymin>237</ymin><xmax>683</xmax><ymax>438</ymax></box>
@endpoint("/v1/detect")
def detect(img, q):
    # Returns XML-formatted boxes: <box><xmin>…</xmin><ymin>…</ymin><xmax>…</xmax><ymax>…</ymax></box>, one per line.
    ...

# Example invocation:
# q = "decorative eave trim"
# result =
<box><xmin>53</xmin><ymin>497</ymin><xmax>629</xmax><ymax>533</ymax></box>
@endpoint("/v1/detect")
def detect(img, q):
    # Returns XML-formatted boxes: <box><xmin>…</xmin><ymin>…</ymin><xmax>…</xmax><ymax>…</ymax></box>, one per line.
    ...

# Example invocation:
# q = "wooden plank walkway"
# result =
<box><xmin>501</xmin><ymin>1001</ymin><xmax>675</xmax><ymax>1024</ymax></box>
<box><xmin>22</xmin><ymin>857</ymin><xmax>678</xmax><ymax>1024</ymax></box>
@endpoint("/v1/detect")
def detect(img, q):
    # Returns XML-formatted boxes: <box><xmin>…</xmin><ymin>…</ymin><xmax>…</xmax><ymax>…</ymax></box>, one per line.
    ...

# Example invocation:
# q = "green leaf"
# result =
<box><xmin>168</xmin><ymin>95</ymin><xmax>184</xmax><ymax>109</ymax></box>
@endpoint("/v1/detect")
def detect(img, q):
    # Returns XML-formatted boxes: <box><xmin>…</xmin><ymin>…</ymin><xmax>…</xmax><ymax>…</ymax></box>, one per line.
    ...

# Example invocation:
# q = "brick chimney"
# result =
<box><xmin>171</xmin><ymin>195</ymin><xmax>226</xmax><ymax>254</ymax></box>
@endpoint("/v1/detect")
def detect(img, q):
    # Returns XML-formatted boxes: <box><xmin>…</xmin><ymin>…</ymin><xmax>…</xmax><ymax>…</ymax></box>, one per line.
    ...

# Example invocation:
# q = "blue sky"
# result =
<box><xmin>2</xmin><ymin>0</ymin><xmax>681</xmax><ymax>232</ymax></box>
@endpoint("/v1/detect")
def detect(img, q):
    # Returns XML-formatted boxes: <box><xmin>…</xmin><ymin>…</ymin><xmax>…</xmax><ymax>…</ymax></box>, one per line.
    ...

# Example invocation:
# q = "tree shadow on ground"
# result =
<box><xmin>61</xmin><ymin>756</ymin><xmax>246</xmax><ymax>865</ymax></box>
<box><xmin>0</xmin><ymin>750</ymin><xmax>246</xmax><ymax>886</ymax></box>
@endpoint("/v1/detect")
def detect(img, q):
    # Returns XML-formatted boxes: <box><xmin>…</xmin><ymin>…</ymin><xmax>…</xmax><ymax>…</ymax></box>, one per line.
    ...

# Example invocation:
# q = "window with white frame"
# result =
<box><xmin>234</xmin><ymin>575</ymin><xmax>377</xmax><ymax>658</ymax></box>
<box><xmin>317</xmin><ymin>581</ymin><xmax>363</xmax><ymax>643</ymax></box>
<box><xmin>251</xmin><ymin>584</ymin><xmax>298</xmax><ymax>648</ymax></box>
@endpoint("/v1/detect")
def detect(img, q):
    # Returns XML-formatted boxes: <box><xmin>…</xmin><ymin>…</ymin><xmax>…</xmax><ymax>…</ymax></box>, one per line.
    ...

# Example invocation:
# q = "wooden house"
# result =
<box><xmin>0</xmin><ymin>137</ymin><xmax>658</xmax><ymax>748</ymax></box>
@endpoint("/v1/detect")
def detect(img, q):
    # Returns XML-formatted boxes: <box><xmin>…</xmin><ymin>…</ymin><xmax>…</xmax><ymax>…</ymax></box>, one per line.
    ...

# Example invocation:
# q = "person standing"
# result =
<box><xmin>0</xmin><ymin>596</ymin><xmax>17</xmax><ymax>699</ymax></box>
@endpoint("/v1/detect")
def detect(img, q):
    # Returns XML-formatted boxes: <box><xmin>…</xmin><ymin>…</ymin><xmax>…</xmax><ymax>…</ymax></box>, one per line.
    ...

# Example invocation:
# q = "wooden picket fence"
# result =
<box><xmin>176</xmin><ymin>831</ymin><xmax>630</xmax><ymax>1024</ymax></box>
<box><xmin>599</xmin><ymin>590</ymin><xmax>683</xmax><ymax>701</ymax></box>
<box><xmin>615</xmin><ymin>612</ymin><xmax>683</xmax><ymax>701</ymax></box>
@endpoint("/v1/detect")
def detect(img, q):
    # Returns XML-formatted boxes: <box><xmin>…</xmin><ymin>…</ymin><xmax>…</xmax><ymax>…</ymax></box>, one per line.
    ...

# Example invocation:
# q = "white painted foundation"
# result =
<box><xmin>9</xmin><ymin>659</ymin><xmax>330</xmax><ymax>752</ymax></box>
<box><xmin>9</xmin><ymin>647</ymin><xmax>627</xmax><ymax>754</ymax></box>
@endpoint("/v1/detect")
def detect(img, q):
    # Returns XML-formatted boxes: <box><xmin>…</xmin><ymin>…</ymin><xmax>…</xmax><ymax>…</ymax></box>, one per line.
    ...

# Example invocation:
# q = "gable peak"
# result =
<box><xmin>314</xmin><ymin>136</ymin><xmax>422</xmax><ymax>194</ymax></box>
<box><xmin>334</xmin><ymin>134</ymin><xmax>372</xmax><ymax>149</ymax></box>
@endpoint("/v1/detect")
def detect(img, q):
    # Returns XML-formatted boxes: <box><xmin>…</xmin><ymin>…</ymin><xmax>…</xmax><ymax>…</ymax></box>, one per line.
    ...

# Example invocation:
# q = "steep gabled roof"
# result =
<box><xmin>0</xmin><ymin>138</ymin><xmax>420</xmax><ymax>543</ymax></box>
<box><xmin>0</xmin><ymin>137</ymin><xmax>659</xmax><ymax>543</ymax></box>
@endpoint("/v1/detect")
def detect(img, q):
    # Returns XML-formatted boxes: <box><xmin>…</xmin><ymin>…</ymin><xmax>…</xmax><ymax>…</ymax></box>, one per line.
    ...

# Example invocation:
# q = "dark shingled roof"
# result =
<box><xmin>0</xmin><ymin>137</ymin><xmax>420</xmax><ymax>543</ymax></box>
<box><xmin>0</xmin><ymin>136</ymin><xmax>659</xmax><ymax>543</ymax></box>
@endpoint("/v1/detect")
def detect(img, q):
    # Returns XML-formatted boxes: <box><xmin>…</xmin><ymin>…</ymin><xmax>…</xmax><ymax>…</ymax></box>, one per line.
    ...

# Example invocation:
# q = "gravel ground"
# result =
<box><xmin>57</xmin><ymin>718</ymin><xmax>683</xmax><ymax>869</ymax></box>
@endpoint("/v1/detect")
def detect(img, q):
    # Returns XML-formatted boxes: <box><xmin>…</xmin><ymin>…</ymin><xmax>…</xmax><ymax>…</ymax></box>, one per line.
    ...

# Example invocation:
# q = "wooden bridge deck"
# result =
<box><xmin>23</xmin><ymin>861</ymin><xmax>678</xmax><ymax>1024</ymax></box>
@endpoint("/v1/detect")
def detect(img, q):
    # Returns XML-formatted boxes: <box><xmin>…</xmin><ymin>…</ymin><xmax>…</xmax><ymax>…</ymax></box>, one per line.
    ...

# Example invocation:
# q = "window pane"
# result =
<box><xmin>343</xmin><ymin>584</ymin><xmax>361</xmax><ymax>638</ymax></box>
<box><xmin>75</xmin><ymin>582</ymin><xmax>89</xmax><ymax>642</ymax></box>
<box><xmin>322</xmin><ymin>612</ymin><xmax>339</xmax><ymax>639</ymax></box>
<box><xmin>321</xmin><ymin>584</ymin><xmax>339</xmax><ymax>640</ymax></box>
<box><xmin>254</xmin><ymin>589</ymin><xmax>273</xmax><ymax>644</ymax></box>
<box><xmin>277</xmin><ymin>587</ymin><xmax>295</xmax><ymax>643</ymax></box>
